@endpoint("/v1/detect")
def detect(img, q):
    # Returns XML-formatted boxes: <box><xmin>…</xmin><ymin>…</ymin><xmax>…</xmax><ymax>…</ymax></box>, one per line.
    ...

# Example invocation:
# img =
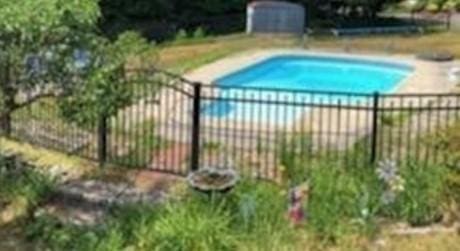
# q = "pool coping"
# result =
<box><xmin>156</xmin><ymin>49</ymin><xmax>460</xmax><ymax>151</ymax></box>
<box><xmin>185</xmin><ymin>49</ymin><xmax>458</xmax><ymax>95</ymax></box>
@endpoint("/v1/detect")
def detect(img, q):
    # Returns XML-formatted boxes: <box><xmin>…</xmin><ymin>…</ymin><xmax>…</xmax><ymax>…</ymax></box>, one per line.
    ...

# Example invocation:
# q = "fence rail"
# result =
<box><xmin>6</xmin><ymin>69</ymin><xmax>460</xmax><ymax>180</ymax></box>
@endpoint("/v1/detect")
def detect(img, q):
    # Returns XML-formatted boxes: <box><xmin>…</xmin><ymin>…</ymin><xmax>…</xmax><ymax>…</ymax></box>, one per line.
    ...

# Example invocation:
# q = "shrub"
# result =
<box><xmin>193</xmin><ymin>27</ymin><xmax>206</xmax><ymax>39</ymax></box>
<box><xmin>174</xmin><ymin>29</ymin><xmax>188</xmax><ymax>41</ymax></box>
<box><xmin>0</xmin><ymin>154</ymin><xmax>54</xmax><ymax>210</ymax></box>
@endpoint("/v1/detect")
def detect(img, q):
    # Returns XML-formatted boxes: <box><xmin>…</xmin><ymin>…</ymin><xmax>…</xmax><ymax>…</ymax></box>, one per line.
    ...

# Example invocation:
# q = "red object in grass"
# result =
<box><xmin>287</xmin><ymin>184</ymin><xmax>309</xmax><ymax>226</ymax></box>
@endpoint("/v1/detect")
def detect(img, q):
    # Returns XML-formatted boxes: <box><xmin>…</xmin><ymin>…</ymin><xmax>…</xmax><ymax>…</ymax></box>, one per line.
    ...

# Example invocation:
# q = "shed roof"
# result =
<box><xmin>248</xmin><ymin>1</ymin><xmax>303</xmax><ymax>9</ymax></box>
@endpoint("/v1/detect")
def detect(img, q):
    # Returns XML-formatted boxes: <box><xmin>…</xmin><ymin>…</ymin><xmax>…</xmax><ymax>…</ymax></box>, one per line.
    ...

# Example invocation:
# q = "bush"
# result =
<box><xmin>174</xmin><ymin>29</ymin><xmax>188</xmax><ymax>41</ymax></box>
<box><xmin>193</xmin><ymin>27</ymin><xmax>206</xmax><ymax>39</ymax></box>
<box><xmin>0</xmin><ymin>154</ymin><xmax>54</xmax><ymax>210</ymax></box>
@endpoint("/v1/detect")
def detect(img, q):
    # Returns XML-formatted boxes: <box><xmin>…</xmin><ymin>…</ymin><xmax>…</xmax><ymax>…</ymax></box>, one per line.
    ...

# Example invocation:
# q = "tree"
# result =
<box><xmin>0</xmin><ymin>0</ymin><xmax>100</xmax><ymax>134</ymax></box>
<box><xmin>98</xmin><ymin>0</ymin><xmax>405</xmax><ymax>38</ymax></box>
<box><xmin>0</xmin><ymin>0</ymin><xmax>154</xmax><ymax>134</ymax></box>
<box><xmin>58</xmin><ymin>31</ymin><xmax>155</xmax><ymax>127</ymax></box>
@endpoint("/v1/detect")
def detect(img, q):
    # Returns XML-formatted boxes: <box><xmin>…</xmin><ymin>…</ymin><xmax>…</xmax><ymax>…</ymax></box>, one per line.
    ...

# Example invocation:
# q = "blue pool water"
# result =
<box><xmin>203</xmin><ymin>55</ymin><xmax>413</xmax><ymax>123</ymax></box>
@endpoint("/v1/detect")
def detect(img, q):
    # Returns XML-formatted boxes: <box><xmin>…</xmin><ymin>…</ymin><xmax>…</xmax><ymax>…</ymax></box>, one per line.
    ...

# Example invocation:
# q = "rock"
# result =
<box><xmin>0</xmin><ymin>197</ymin><xmax>29</xmax><ymax>226</ymax></box>
<box><xmin>40</xmin><ymin>179</ymin><xmax>168</xmax><ymax>226</ymax></box>
<box><xmin>390</xmin><ymin>222</ymin><xmax>460</xmax><ymax>236</ymax></box>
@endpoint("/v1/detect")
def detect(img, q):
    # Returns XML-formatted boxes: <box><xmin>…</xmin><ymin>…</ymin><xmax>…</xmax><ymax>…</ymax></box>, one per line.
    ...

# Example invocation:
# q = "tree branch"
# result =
<box><xmin>13</xmin><ymin>91</ymin><xmax>63</xmax><ymax>111</ymax></box>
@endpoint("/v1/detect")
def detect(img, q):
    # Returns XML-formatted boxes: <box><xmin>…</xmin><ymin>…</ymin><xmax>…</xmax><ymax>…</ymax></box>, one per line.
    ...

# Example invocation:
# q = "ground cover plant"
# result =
<box><xmin>0</xmin><ymin>154</ymin><xmax>55</xmax><ymax>226</ymax></box>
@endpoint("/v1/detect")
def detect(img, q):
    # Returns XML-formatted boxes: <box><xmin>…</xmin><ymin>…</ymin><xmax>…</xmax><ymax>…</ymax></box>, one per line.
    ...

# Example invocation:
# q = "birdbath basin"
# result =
<box><xmin>187</xmin><ymin>168</ymin><xmax>239</xmax><ymax>194</ymax></box>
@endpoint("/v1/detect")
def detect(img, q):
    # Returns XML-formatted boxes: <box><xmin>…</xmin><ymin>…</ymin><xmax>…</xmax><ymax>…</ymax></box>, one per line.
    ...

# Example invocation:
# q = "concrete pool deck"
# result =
<box><xmin>185</xmin><ymin>49</ymin><xmax>457</xmax><ymax>95</ymax></box>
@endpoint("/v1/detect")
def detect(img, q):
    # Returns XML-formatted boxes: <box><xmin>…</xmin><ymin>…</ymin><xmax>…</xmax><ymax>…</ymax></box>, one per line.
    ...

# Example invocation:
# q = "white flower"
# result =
<box><xmin>361</xmin><ymin>208</ymin><xmax>370</xmax><ymax>218</ymax></box>
<box><xmin>376</xmin><ymin>159</ymin><xmax>405</xmax><ymax>206</ymax></box>
<box><xmin>380</xmin><ymin>190</ymin><xmax>396</xmax><ymax>205</ymax></box>
<box><xmin>376</xmin><ymin>160</ymin><xmax>398</xmax><ymax>183</ymax></box>
<box><xmin>389</xmin><ymin>176</ymin><xmax>405</xmax><ymax>192</ymax></box>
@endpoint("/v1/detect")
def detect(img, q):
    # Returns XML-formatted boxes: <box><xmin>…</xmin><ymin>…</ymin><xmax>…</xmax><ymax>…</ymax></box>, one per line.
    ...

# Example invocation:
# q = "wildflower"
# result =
<box><xmin>388</xmin><ymin>176</ymin><xmax>405</xmax><ymax>192</ymax></box>
<box><xmin>361</xmin><ymin>207</ymin><xmax>370</xmax><ymax>218</ymax></box>
<box><xmin>376</xmin><ymin>159</ymin><xmax>406</xmax><ymax>206</ymax></box>
<box><xmin>376</xmin><ymin>159</ymin><xmax>398</xmax><ymax>183</ymax></box>
<box><xmin>380</xmin><ymin>190</ymin><xmax>396</xmax><ymax>205</ymax></box>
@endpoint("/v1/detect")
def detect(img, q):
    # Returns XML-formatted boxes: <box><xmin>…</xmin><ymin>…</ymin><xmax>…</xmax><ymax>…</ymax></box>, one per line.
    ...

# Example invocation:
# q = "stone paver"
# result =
<box><xmin>41</xmin><ymin>178</ymin><xmax>167</xmax><ymax>225</ymax></box>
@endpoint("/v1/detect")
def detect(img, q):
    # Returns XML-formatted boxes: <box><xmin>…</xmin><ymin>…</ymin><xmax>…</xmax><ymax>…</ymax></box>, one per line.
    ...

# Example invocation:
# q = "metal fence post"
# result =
<box><xmin>190</xmin><ymin>83</ymin><xmax>202</xmax><ymax>171</ymax></box>
<box><xmin>370</xmin><ymin>92</ymin><xmax>380</xmax><ymax>164</ymax></box>
<box><xmin>97</xmin><ymin>115</ymin><xmax>108</xmax><ymax>167</ymax></box>
<box><xmin>446</xmin><ymin>12</ymin><xmax>451</xmax><ymax>30</ymax></box>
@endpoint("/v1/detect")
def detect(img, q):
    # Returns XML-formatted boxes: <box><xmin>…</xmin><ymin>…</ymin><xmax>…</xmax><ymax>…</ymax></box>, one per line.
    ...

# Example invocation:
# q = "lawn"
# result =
<box><xmin>155</xmin><ymin>34</ymin><xmax>301</xmax><ymax>73</ymax></box>
<box><xmin>156</xmin><ymin>31</ymin><xmax>460</xmax><ymax>74</ymax></box>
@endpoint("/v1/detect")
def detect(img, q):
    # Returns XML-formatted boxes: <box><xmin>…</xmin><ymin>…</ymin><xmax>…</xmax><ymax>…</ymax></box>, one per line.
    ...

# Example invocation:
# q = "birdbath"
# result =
<box><xmin>187</xmin><ymin>167</ymin><xmax>239</xmax><ymax>195</ymax></box>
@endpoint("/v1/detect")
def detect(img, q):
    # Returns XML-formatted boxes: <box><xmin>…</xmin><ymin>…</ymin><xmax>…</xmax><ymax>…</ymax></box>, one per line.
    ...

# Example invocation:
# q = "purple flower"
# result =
<box><xmin>380</xmin><ymin>190</ymin><xmax>397</xmax><ymax>205</ymax></box>
<box><xmin>376</xmin><ymin>160</ymin><xmax>398</xmax><ymax>183</ymax></box>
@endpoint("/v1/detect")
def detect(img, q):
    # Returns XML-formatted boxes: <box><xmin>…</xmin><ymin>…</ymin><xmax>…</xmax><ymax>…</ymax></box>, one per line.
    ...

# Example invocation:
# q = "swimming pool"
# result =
<box><xmin>203</xmin><ymin>55</ymin><xmax>413</xmax><ymax>123</ymax></box>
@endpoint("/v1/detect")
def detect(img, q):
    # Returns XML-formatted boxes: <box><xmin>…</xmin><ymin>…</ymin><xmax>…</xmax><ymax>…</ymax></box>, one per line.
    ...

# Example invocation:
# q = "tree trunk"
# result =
<box><xmin>0</xmin><ymin>61</ymin><xmax>15</xmax><ymax>136</ymax></box>
<box><xmin>0</xmin><ymin>110</ymin><xmax>12</xmax><ymax>136</ymax></box>
<box><xmin>0</xmin><ymin>85</ymin><xmax>15</xmax><ymax>136</ymax></box>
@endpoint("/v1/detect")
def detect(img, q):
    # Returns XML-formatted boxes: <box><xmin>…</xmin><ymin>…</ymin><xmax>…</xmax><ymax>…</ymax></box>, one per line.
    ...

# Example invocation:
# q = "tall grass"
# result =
<box><xmin>23</xmin><ymin>153</ymin><xmax>457</xmax><ymax>251</ymax></box>
<box><xmin>383</xmin><ymin>161</ymin><xmax>448</xmax><ymax>226</ymax></box>
<box><xmin>306</xmin><ymin>163</ymin><xmax>383</xmax><ymax>241</ymax></box>
<box><xmin>0</xmin><ymin>154</ymin><xmax>55</xmax><ymax>214</ymax></box>
<box><xmin>27</xmin><ymin>179</ymin><xmax>305</xmax><ymax>251</ymax></box>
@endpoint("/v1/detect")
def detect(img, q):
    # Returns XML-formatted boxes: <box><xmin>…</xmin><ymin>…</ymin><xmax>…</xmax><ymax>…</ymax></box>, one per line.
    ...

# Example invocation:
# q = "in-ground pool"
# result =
<box><xmin>202</xmin><ymin>55</ymin><xmax>413</xmax><ymax>124</ymax></box>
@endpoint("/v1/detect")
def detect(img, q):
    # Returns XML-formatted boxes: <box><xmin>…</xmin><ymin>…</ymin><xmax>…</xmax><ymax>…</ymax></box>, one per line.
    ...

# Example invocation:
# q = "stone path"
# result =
<box><xmin>149</xmin><ymin>143</ymin><xmax>190</xmax><ymax>172</ymax></box>
<box><xmin>41</xmin><ymin>170</ymin><xmax>180</xmax><ymax>226</ymax></box>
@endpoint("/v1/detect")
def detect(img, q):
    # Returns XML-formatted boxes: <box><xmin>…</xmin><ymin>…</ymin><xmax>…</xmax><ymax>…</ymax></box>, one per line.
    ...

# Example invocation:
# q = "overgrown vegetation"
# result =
<box><xmin>25</xmin><ymin>180</ymin><xmax>302</xmax><ymax>251</ymax></box>
<box><xmin>0</xmin><ymin>154</ymin><xmax>55</xmax><ymax>225</ymax></box>
<box><xmin>385</xmin><ymin>161</ymin><xmax>448</xmax><ymax>225</ymax></box>
<box><xmin>21</xmin><ymin>153</ymin><xmax>458</xmax><ymax>250</ymax></box>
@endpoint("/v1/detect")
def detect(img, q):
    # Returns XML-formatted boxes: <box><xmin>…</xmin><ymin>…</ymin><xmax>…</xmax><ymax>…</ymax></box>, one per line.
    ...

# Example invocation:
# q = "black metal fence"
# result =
<box><xmin>7</xmin><ymin>69</ymin><xmax>460</xmax><ymax>180</ymax></box>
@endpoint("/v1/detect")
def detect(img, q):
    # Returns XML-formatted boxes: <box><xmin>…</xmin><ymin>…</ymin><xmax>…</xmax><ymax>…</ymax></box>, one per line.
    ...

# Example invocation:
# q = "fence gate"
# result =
<box><xmin>105</xmin><ymin>70</ymin><xmax>195</xmax><ymax>175</ymax></box>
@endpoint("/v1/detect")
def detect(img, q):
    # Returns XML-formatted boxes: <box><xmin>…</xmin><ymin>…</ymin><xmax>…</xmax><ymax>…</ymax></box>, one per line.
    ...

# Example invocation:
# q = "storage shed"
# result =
<box><xmin>246</xmin><ymin>1</ymin><xmax>306</xmax><ymax>34</ymax></box>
